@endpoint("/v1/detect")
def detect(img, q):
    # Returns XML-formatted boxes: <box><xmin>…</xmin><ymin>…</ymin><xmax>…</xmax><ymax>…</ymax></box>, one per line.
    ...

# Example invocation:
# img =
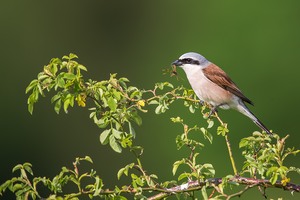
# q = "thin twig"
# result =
<box><xmin>214</xmin><ymin>112</ymin><xmax>238</xmax><ymax>175</ymax></box>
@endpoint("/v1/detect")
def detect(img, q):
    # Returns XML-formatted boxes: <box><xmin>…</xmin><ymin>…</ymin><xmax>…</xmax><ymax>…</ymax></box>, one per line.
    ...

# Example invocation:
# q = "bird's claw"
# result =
<box><xmin>208</xmin><ymin>107</ymin><xmax>218</xmax><ymax>118</ymax></box>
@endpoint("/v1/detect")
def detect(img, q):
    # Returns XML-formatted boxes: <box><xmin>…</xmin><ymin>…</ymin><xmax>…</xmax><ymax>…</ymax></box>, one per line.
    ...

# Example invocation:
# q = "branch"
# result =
<box><xmin>147</xmin><ymin>176</ymin><xmax>300</xmax><ymax>200</ymax></box>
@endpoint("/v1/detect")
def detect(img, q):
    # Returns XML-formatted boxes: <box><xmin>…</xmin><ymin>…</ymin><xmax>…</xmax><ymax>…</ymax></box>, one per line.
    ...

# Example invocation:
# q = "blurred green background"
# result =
<box><xmin>1</xmin><ymin>1</ymin><xmax>300</xmax><ymax>199</ymax></box>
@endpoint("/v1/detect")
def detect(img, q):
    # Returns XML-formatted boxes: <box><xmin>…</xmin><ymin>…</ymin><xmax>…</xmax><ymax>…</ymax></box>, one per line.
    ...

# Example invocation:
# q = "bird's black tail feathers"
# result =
<box><xmin>252</xmin><ymin>117</ymin><xmax>272</xmax><ymax>135</ymax></box>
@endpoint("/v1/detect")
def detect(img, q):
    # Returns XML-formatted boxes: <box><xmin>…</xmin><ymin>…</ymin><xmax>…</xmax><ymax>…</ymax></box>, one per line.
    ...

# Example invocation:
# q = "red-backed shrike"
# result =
<box><xmin>172</xmin><ymin>52</ymin><xmax>272</xmax><ymax>135</ymax></box>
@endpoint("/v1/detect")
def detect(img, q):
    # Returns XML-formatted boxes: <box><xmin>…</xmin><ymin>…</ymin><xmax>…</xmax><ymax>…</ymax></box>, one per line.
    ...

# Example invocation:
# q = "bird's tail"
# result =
<box><xmin>236</xmin><ymin>103</ymin><xmax>272</xmax><ymax>135</ymax></box>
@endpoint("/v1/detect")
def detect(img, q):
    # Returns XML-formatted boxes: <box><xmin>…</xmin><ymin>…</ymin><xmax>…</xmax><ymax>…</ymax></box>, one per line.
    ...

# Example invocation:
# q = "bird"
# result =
<box><xmin>172</xmin><ymin>52</ymin><xmax>272</xmax><ymax>135</ymax></box>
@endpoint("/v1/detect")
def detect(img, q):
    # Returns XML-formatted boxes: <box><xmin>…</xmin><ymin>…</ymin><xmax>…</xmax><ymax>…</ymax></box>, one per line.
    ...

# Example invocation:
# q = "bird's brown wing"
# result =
<box><xmin>202</xmin><ymin>63</ymin><xmax>253</xmax><ymax>105</ymax></box>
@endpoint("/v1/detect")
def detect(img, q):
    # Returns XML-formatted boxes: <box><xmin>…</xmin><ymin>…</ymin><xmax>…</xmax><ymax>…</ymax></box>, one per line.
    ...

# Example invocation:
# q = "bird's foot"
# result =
<box><xmin>208</xmin><ymin>107</ymin><xmax>218</xmax><ymax>118</ymax></box>
<box><xmin>199</xmin><ymin>100</ymin><xmax>205</xmax><ymax>106</ymax></box>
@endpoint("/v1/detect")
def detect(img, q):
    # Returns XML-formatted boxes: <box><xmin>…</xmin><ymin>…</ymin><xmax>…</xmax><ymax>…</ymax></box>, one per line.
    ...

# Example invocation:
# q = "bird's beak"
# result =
<box><xmin>172</xmin><ymin>59</ymin><xmax>182</xmax><ymax>67</ymax></box>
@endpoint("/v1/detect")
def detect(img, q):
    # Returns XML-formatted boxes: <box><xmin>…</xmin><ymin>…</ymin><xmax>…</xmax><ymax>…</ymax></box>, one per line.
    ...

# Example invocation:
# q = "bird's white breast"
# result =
<box><xmin>181</xmin><ymin>64</ymin><xmax>233</xmax><ymax>108</ymax></box>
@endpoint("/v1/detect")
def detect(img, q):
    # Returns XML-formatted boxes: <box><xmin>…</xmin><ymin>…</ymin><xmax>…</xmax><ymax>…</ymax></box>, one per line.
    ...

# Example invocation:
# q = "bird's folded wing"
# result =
<box><xmin>203</xmin><ymin>63</ymin><xmax>253</xmax><ymax>105</ymax></box>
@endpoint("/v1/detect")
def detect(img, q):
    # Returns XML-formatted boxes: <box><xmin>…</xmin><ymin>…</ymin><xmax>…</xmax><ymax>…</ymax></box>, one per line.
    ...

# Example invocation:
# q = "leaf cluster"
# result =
<box><xmin>240</xmin><ymin>133</ymin><xmax>300</xmax><ymax>185</ymax></box>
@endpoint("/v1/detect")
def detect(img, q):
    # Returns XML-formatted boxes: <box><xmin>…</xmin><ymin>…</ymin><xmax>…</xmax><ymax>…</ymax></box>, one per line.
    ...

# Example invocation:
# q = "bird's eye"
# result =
<box><xmin>184</xmin><ymin>58</ymin><xmax>192</xmax><ymax>63</ymax></box>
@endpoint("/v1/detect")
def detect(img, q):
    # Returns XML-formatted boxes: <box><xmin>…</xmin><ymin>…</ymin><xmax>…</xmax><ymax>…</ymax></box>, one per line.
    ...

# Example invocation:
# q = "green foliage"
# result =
<box><xmin>2</xmin><ymin>54</ymin><xmax>299</xmax><ymax>199</ymax></box>
<box><xmin>0</xmin><ymin>156</ymin><xmax>101</xmax><ymax>200</ymax></box>
<box><xmin>240</xmin><ymin>133</ymin><xmax>300</xmax><ymax>185</ymax></box>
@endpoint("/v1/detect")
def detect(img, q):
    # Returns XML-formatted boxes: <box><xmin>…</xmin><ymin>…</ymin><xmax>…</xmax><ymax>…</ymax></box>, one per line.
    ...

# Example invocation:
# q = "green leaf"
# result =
<box><xmin>38</xmin><ymin>73</ymin><xmax>49</xmax><ymax>81</ymax></box>
<box><xmin>148</xmin><ymin>100</ymin><xmax>159</xmax><ymax>105</ymax></box>
<box><xmin>155</xmin><ymin>104</ymin><xmax>163</xmax><ymax>114</ymax></box>
<box><xmin>171</xmin><ymin>117</ymin><xmax>183</xmax><ymax>123</ymax></box>
<box><xmin>12</xmin><ymin>164</ymin><xmax>23</xmax><ymax>173</ymax></box>
<box><xmin>128</xmin><ymin>122</ymin><xmax>136</xmax><ymax>138</ymax></box>
<box><xmin>12</xmin><ymin>184</ymin><xmax>23</xmax><ymax>192</ymax></box>
<box><xmin>84</xmin><ymin>156</ymin><xmax>93</xmax><ymax>163</ymax></box>
<box><xmin>270</xmin><ymin>173</ymin><xmax>278</xmax><ymax>185</ymax></box>
<box><xmin>54</xmin><ymin>99</ymin><xmax>62</xmax><ymax>114</ymax></box>
<box><xmin>109</xmin><ymin>134</ymin><xmax>122</xmax><ymax>153</ymax></box>
<box><xmin>112</xmin><ymin>89</ymin><xmax>122</xmax><ymax>100</ymax></box>
<box><xmin>201</xmin><ymin>186</ymin><xmax>208</xmax><ymax>200</ymax></box>
<box><xmin>63</xmin><ymin>98</ymin><xmax>70</xmax><ymax>113</ymax></box>
<box><xmin>117</xmin><ymin>168</ymin><xmax>126</xmax><ymax>180</ymax></box>
<box><xmin>130</xmin><ymin>111</ymin><xmax>142</xmax><ymax>126</ymax></box>
<box><xmin>78</xmin><ymin>64</ymin><xmax>87</xmax><ymax>71</ymax></box>
<box><xmin>51</xmin><ymin>94</ymin><xmax>61</xmax><ymax>103</ymax></box>
<box><xmin>200</xmin><ymin>127</ymin><xmax>213</xmax><ymax>144</ymax></box>
<box><xmin>217</xmin><ymin>124</ymin><xmax>229</xmax><ymax>136</ymax></box>
<box><xmin>107</xmin><ymin>96</ymin><xmax>117</xmax><ymax>112</ymax></box>
<box><xmin>99</xmin><ymin>129</ymin><xmax>111</xmax><ymax>145</ymax></box>
<box><xmin>119</xmin><ymin>77</ymin><xmax>129</xmax><ymax>82</ymax></box>
<box><xmin>117</xmin><ymin>163</ymin><xmax>134</xmax><ymax>180</ymax></box>
<box><xmin>28</xmin><ymin>103</ymin><xmax>34</xmax><ymax>115</ymax></box>
<box><xmin>207</xmin><ymin>119</ymin><xmax>214</xmax><ymax>129</ymax></box>
<box><xmin>189</xmin><ymin>104</ymin><xmax>195</xmax><ymax>113</ymax></box>
<box><xmin>23</xmin><ymin>163</ymin><xmax>33</xmax><ymax>176</ymax></box>
<box><xmin>239</xmin><ymin>138</ymin><xmax>249</xmax><ymax>148</ymax></box>
<box><xmin>96</xmin><ymin>118</ymin><xmax>109</xmax><ymax>128</ymax></box>
<box><xmin>25</xmin><ymin>79</ymin><xmax>38</xmax><ymax>94</ymax></box>
<box><xmin>178</xmin><ymin>172</ymin><xmax>190</xmax><ymax>181</ymax></box>
<box><xmin>172</xmin><ymin>159</ymin><xmax>185</xmax><ymax>175</ymax></box>
<box><xmin>56</xmin><ymin>75</ymin><xmax>65</xmax><ymax>89</ymax></box>
<box><xmin>112</xmin><ymin>128</ymin><xmax>122</xmax><ymax>139</ymax></box>
<box><xmin>69</xmin><ymin>53</ymin><xmax>78</xmax><ymax>60</ymax></box>
<box><xmin>93</xmin><ymin>176</ymin><xmax>103</xmax><ymax>196</ymax></box>
<box><xmin>64</xmin><ymin>73</ymin><xmax>76</xmax><ymax>80</ymax></box>
<box><xmin>201</xmin><ymin>163</ymin><xmax>215</xmax><ymax>177</ymax></box>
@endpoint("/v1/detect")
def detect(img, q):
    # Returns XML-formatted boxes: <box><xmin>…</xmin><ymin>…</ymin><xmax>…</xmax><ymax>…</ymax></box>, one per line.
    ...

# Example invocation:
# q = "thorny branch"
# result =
<box><xmin>147</xmin><ymin>176</ymin><xmax>300</xmax><ymax>200</ymax></box>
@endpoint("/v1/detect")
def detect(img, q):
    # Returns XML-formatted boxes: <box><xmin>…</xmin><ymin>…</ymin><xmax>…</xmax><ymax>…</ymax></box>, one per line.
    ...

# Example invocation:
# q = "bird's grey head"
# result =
<box><xmin>172</xmin><ymin>52</ymin><xmax>210</xmax><ymax>68</ymax></box>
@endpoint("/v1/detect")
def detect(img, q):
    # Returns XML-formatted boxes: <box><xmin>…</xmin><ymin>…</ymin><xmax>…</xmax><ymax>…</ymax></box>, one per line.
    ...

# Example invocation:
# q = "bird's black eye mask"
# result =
<box><xmin>180</xmin><ymin>58</ymin><xmax>200</xmax><ymax>65</ymax></box>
